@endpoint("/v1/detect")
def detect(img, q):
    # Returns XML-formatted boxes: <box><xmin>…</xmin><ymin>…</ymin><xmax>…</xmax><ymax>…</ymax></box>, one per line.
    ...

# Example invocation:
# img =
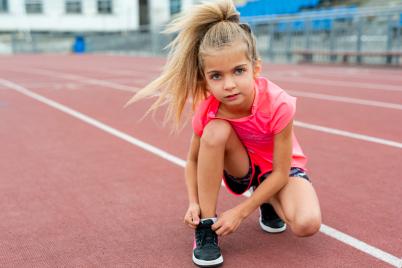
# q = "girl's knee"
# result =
<box><xmin>291</xmin><ymin>214</ymin><xmax>321</xmax><ymax>237</ymax></box>
<box><xmin>201</xmin><ymin>120</ymin><xmax>232</xmax><ymax>147</ymax></box>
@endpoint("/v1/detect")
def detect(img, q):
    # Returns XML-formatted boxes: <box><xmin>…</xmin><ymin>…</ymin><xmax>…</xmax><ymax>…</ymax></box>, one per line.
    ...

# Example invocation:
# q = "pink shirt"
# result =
<box><xmin>192</xmin><ymin>77</ymin><xmax>307</xmax><ymax>174</ymax></box>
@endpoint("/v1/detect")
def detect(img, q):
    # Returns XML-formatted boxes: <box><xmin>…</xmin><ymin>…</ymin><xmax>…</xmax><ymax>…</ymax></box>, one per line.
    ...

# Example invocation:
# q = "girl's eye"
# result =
<box><xmin>235</xmin><ymin>68</ymin><xmax>246</xmax><ymax>75</ymax></box>
<box><xmin>210</xmin><ymin>73</ymin><xmax>221</xmax><ymax>80</ymax></box>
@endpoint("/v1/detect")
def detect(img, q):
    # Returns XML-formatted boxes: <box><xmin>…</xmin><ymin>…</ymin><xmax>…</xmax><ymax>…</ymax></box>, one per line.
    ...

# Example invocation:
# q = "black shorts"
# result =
<box><xmin>223</xmin><ymin>165</ymin><xmax>310</xmax><ymax>195</ymax></box>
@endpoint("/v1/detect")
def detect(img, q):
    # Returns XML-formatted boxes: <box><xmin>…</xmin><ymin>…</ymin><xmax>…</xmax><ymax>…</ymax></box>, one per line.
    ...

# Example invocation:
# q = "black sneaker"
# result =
<box><xmin>259</xmin><ymin>203</ymin><xmax>286</xmax><ymax>233</ymax></box>
<box><xmin>192</xmin><ymin>219</ymin><xmax>223</xmax><ymax>267</ymax></box>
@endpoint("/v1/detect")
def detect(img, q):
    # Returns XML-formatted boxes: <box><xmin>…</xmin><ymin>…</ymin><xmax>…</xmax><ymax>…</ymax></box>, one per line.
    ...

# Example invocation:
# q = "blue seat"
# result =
<box><xmin>72</xmin><ymin>36</ymin><xmax>86</xmax><ymax>53</ymax></box>
<box><xmin>236</xmin><ymin>0</ymin><xmax>331</xmax><ymax>18</ymax></box>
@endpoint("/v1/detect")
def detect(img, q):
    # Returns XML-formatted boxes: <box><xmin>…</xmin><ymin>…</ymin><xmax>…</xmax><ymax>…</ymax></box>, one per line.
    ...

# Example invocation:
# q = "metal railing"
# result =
<box><xmin>243</xmin><ymin>5</ymin><xmax>402</xmax><ymax>65</ymax></box>
<box><xmin>0</xmin><ymin>5</ymin><xmax>401</xmax><ymax>65</ymax></box>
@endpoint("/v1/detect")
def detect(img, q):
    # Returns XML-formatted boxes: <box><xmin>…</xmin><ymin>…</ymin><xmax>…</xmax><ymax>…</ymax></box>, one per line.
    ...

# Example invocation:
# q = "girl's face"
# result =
<box><xmin>202</xmin><ymin>41</ymin><xmax>260</xmax><ymax>115</ymax></box>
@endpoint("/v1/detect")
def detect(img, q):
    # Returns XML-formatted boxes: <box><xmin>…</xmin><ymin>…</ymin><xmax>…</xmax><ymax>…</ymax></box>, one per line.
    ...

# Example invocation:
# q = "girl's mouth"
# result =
<box><xmin>225</xmin><ymin>93</ymin><xmax>240</xmax><ymax>101</ymax></box>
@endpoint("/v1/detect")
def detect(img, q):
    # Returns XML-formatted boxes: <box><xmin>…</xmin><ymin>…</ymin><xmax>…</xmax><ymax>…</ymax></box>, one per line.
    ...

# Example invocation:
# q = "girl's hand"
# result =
<box><xmin>184</xmin><ymin>203</ymin><xmax>201</xmax><ymax>229</ymax></box>
<box><xmin>212</xmin><ymin>207</ymin><xmax>244</xmax><ymax>236</ymax></box>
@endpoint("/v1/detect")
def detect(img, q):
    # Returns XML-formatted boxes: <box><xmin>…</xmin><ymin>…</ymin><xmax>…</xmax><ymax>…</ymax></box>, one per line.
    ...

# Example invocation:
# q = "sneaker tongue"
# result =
<box><xmin>200</xmin><ymin>219</ymin><xmax>214</xmax><ymax>226</ymax></box>
<box><xmin>195</xmin><ymin>220</ymin><xmax>218</xmax><ymax>247</ymax></box>
<box><xmin>204</xmin><ymin>235</ymin><xmax>215</xmax><ymax>244</ymax></box>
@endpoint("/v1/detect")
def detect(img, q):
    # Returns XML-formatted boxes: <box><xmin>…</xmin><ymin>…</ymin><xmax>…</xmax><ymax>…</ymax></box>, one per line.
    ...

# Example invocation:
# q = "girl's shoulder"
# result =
<box><xmin>254</xmin><ymin>77</ymin><xmax>296</xmax><ymax>122</ymax></box>
<box><xmin>255</xmin><ymin>77</ymin><xmax>288</xmax><ymax>108</ymax></box>
<box><xmin>256</xmin><ymin>77</ymin><xmax>296</xmax><ymax>134</ymax></box>
<box><xmin>256</xmin><ymin>77</ymin><xmax>294</xmax><ymax>105</ymax></box>
<box><xmin>192</xmin><ymin>95</ymin><xmax>219</xmax><ymax>136</ymax></box>
<box><xmin>193</xmin><ymin>95</ymin><xmax>219</xmax><ymax>117</ymax></box>
<box><xmin>256</xmin><ymin>77</ymin><xmax>287</xmax><ymax>100</ymax></box>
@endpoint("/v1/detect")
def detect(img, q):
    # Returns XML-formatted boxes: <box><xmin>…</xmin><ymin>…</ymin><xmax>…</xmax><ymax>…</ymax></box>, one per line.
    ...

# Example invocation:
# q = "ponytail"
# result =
<box><xmin>126</xmin><ymin>0</ymin><xmax>258</xmax><ymax>130</ymax></box>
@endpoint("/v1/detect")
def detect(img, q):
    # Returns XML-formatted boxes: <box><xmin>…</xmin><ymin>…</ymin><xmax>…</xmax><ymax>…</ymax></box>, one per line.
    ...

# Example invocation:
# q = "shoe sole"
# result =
<box><xmin>259</xmin><ymin>216</ymin><xmax>287</xmax><ymax>233</ymax></box>
<box><xmin>192</xmin><ymin>253</ymin><xmax>223</xmax><ymax>267</ymax></box>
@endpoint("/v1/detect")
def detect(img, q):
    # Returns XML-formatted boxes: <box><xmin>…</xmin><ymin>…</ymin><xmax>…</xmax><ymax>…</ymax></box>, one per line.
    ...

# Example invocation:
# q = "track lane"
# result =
<box><xmin>0</xmin><ymin>84</ymin><xmax>398</xmax><ymax>267</ymax></box>
<box><xmin>3</xmin><ymin>64</ymin><xmax>402</xmax><ymax>145</ymax></box>
<box><xmin>295</xmin><ymin>98</ymin><xmax>402</xmax><ymax>142</ymax></box>
<box><xmin>1</xmin><ymin>76</ymin><xmax>401</xmax><ymax>261</ymax></box>
<box><xmin>2</xmin><ymin>54</ymin><xmax>402</xmax><ymax>103</ymax></box>
<box><xmin>1</xmin><ymin>55</ymin><xmax>402</xmax><ymax>263</ymax></box>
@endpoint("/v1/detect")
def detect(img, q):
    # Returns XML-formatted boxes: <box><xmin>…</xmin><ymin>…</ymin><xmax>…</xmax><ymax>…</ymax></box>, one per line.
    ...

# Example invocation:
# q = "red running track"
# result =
<box><xmin>0</xmin><ymin>55</ymin><xmax>401</xmax><ymax>267</ymax></box>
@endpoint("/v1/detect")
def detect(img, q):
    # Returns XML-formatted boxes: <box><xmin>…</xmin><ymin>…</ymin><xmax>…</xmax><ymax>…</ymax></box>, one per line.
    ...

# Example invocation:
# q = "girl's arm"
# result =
<box><xmin>212</xmin><ymin>122</ymin><xmax>293</xmax><ymax>236</ymax></box>
<box><xmin>237</xmin><ymin>120</ymin><xmax>293</xmax><ymax>218</ymax></box>
<box><xmin>212</xmin><ymin>121</ymin><xmax>293</xmax><ymax>236</ymax></box>
<box><xmin>183</xmin><ymin>133</ymin><xmax>201</xmax><ymax>228</ymax></box>
<box><xmin>185</xmin><ymin>133</ymin><xmax>200</xmax><ymax>204</ymax></box>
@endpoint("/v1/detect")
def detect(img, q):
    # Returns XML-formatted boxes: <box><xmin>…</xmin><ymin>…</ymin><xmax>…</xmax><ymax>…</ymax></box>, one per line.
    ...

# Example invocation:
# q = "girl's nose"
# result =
<box><xmin>223</xmin><ymin>77</ymin><xmax>236</xmax><ymax>91</ymax></box>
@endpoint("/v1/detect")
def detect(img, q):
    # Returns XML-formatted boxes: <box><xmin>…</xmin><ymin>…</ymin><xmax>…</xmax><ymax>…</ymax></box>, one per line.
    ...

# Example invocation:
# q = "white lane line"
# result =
<box><xmin>103</xmin><ymin>68</ymin><xmax>162</xmax><ymax>76</ymax></box>
<box><xmin>26</xmin><ymin>69</ymin><xmax>139</xmax><ymax>92</ymax></box>
<box><xmin>9</xmin><ymin>68</ymin><xmax>402</xmax><ymax>112</ymax></box>
<box><xmin>5</xmin><ymin>69</ymin><xmax>402</xmax><ymax>147</ymax></box>
<box><xmin>287</xmin><ymin>90</ymin><xmax>402</xmax><ymax>111</ymax></box>
<box><xmin>56</xmin><ymin>65</ymin><xmax>402</xmax><ymax>91</ymax></box>
<box><xmin>11</xmin><ymin>66</ymin><xmax>402</xmax><ymax>95</ymax></box>
<box><xmin>69</xmin><ymin>65</ymin><xmax>401</xmax><ymax>92</ymax></box>
<box><xmin>320</xmin><ymin>225</ymin><xmax>402</xmax><ymax>268</ymax></box>
<box><xmin>3</xmin><ymin>70</ymin><xmax>402</xmax><ymax>147</ymax></box>
<box><xmin>66</xmin><ymin>67</ymin><xmax>402</xmax><ymax>93</ymax></box>
<box><xmin>267</xmin><ymin>69</ymin><xmax>402</xmax><ymax>83</ymax></box>
<box><xmin>1</xmin><ymin>78</ymin><xmax>401</xmax><ymax>267</ymax></box>
<box><xmin>0</xmin><ymin>78</ymin><xmax>183</xmax><ymax>167</ymax></box>
<box><xmin>269</xmin><ymin>75</ymin><xmax>402</xmax><ymax>92</ymax></box>
<box><xmin>294</xmin><ymin>121</ymin><xmax>402</xmax><ymax>149</ymax></box>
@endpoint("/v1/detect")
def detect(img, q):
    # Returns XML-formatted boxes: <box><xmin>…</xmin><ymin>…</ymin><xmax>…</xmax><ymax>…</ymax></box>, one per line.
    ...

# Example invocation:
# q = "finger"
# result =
<box><xmin>187</xmin><ymin>223</ymin><xmax>197</xmax><ymax>229</ymax></box>
<box><xmin>214</xmin><ymin>228</ymin><xmax>220</xmax><ymax>236</ymax></box>
<box><xmin>184</xmin><ymin>213</ymin><xmax>190</xmax><ymax>223</ymax></box>
<box><xmin>191</xmin><ymin>212</ymin><xmax>200</xmax><ymax>225</ymax></box>
<box><xmin>214</xmin><ymin>225</ymin><xmax>224</xmax><ymax>236</ymax></box>
<box><xmin>184</xmin><ymin>216</ymin><xmax>197</xmax><ymax>229</ymax></box>
<box><xmin>211</xmin><ymin>221</ymin><xmax>220</xmax><ymax>231</ymax></box>
<box><xmin>184</xmin><ymin>214</ymin><xmax>194</xmax><ymax>226</ymax></box>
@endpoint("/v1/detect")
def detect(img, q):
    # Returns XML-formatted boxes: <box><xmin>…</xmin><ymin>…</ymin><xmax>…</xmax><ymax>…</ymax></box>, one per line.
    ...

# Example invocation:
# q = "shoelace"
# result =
<box><xmin>196</xmin><ymin>225</ymin><xmax>217</xmax><ymax>248</ymax></box>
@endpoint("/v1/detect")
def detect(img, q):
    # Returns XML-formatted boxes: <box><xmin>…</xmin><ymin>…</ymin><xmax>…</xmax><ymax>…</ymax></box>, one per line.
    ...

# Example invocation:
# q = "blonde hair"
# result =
<box><xmin>126</xmin><ymin>0</ymin><xmax>259</xmax><ymax>130</ymax></box>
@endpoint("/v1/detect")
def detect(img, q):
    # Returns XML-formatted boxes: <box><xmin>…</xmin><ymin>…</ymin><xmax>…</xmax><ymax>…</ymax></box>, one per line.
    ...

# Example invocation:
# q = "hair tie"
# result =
<box><xmin>240</xmin><ymin>23</ymin><xmax>251</xmax><ymax>33</ymax></box>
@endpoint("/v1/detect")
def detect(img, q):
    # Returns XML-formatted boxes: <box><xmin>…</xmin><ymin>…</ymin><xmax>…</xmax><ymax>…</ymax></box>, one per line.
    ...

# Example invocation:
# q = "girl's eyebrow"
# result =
<box><xmin>206</xmin><ymin>64</ymin><xmax>248</xmax><ymax>74</ymax></box>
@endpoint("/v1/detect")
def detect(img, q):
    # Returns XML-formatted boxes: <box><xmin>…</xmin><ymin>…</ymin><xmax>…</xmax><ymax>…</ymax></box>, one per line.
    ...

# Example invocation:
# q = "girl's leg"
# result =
<box><xmin>197</xmin><ymin>119</ymin><xmax>249</xmax><ymax>218</ymax></box>
<box><xmin>270</xmin><ymin>178</ymin><xmax>321</xmax><ymax>237</ymax></box>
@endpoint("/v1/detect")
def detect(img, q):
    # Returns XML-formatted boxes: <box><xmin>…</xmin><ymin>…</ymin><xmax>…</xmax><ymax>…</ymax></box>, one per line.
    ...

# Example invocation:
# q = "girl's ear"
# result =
<box><xmin>253</xmin><ymin>59</ymin><xmax>262</xmax><ymax>78</ymax></box>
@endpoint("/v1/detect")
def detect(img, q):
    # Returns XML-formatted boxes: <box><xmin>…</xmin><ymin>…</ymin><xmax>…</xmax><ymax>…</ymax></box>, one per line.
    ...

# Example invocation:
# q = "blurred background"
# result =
<box><xmin>0</xmin><ymin>0</ymin><xmax>401</xmax><ymax>65</ymax></box>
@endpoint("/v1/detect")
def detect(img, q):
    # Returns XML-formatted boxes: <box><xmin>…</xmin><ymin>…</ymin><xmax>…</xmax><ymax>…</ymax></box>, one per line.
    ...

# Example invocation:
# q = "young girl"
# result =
<box><xmin>127</xmin><ymin>0</ymin><xmax>321</xmax><ymax>267</ymax></box>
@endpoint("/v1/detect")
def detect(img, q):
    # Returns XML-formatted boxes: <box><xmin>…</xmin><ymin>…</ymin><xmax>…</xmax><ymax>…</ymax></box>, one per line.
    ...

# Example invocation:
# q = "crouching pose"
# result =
<box><xmin>127</xmin><ymin>0</ymin><xmax>322</xmax><ymax>267</ymax></box>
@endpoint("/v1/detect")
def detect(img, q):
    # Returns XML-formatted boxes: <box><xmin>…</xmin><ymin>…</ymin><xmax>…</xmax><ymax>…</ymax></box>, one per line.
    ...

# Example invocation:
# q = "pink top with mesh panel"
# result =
<box><xmin>192</xmin><ymin>77</ymin><xmax>307</xmax><ymax>174</ymax></box>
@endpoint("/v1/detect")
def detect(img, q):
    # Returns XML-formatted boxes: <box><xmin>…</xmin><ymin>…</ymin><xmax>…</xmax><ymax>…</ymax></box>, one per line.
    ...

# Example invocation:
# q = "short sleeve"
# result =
<box><xmin>192</xmin><ymin>97</ymin><xmax>213</xmax><ymax>137</ymax></box>
<box><xmin>269</xmin><ymin>92</ymin><xmax>296</xmax><ymax>134</ymax></box>
<box><xmin>192</xmin><ymin>110</ymin><xmax>204</xmax><ymax>137</ymax></box>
